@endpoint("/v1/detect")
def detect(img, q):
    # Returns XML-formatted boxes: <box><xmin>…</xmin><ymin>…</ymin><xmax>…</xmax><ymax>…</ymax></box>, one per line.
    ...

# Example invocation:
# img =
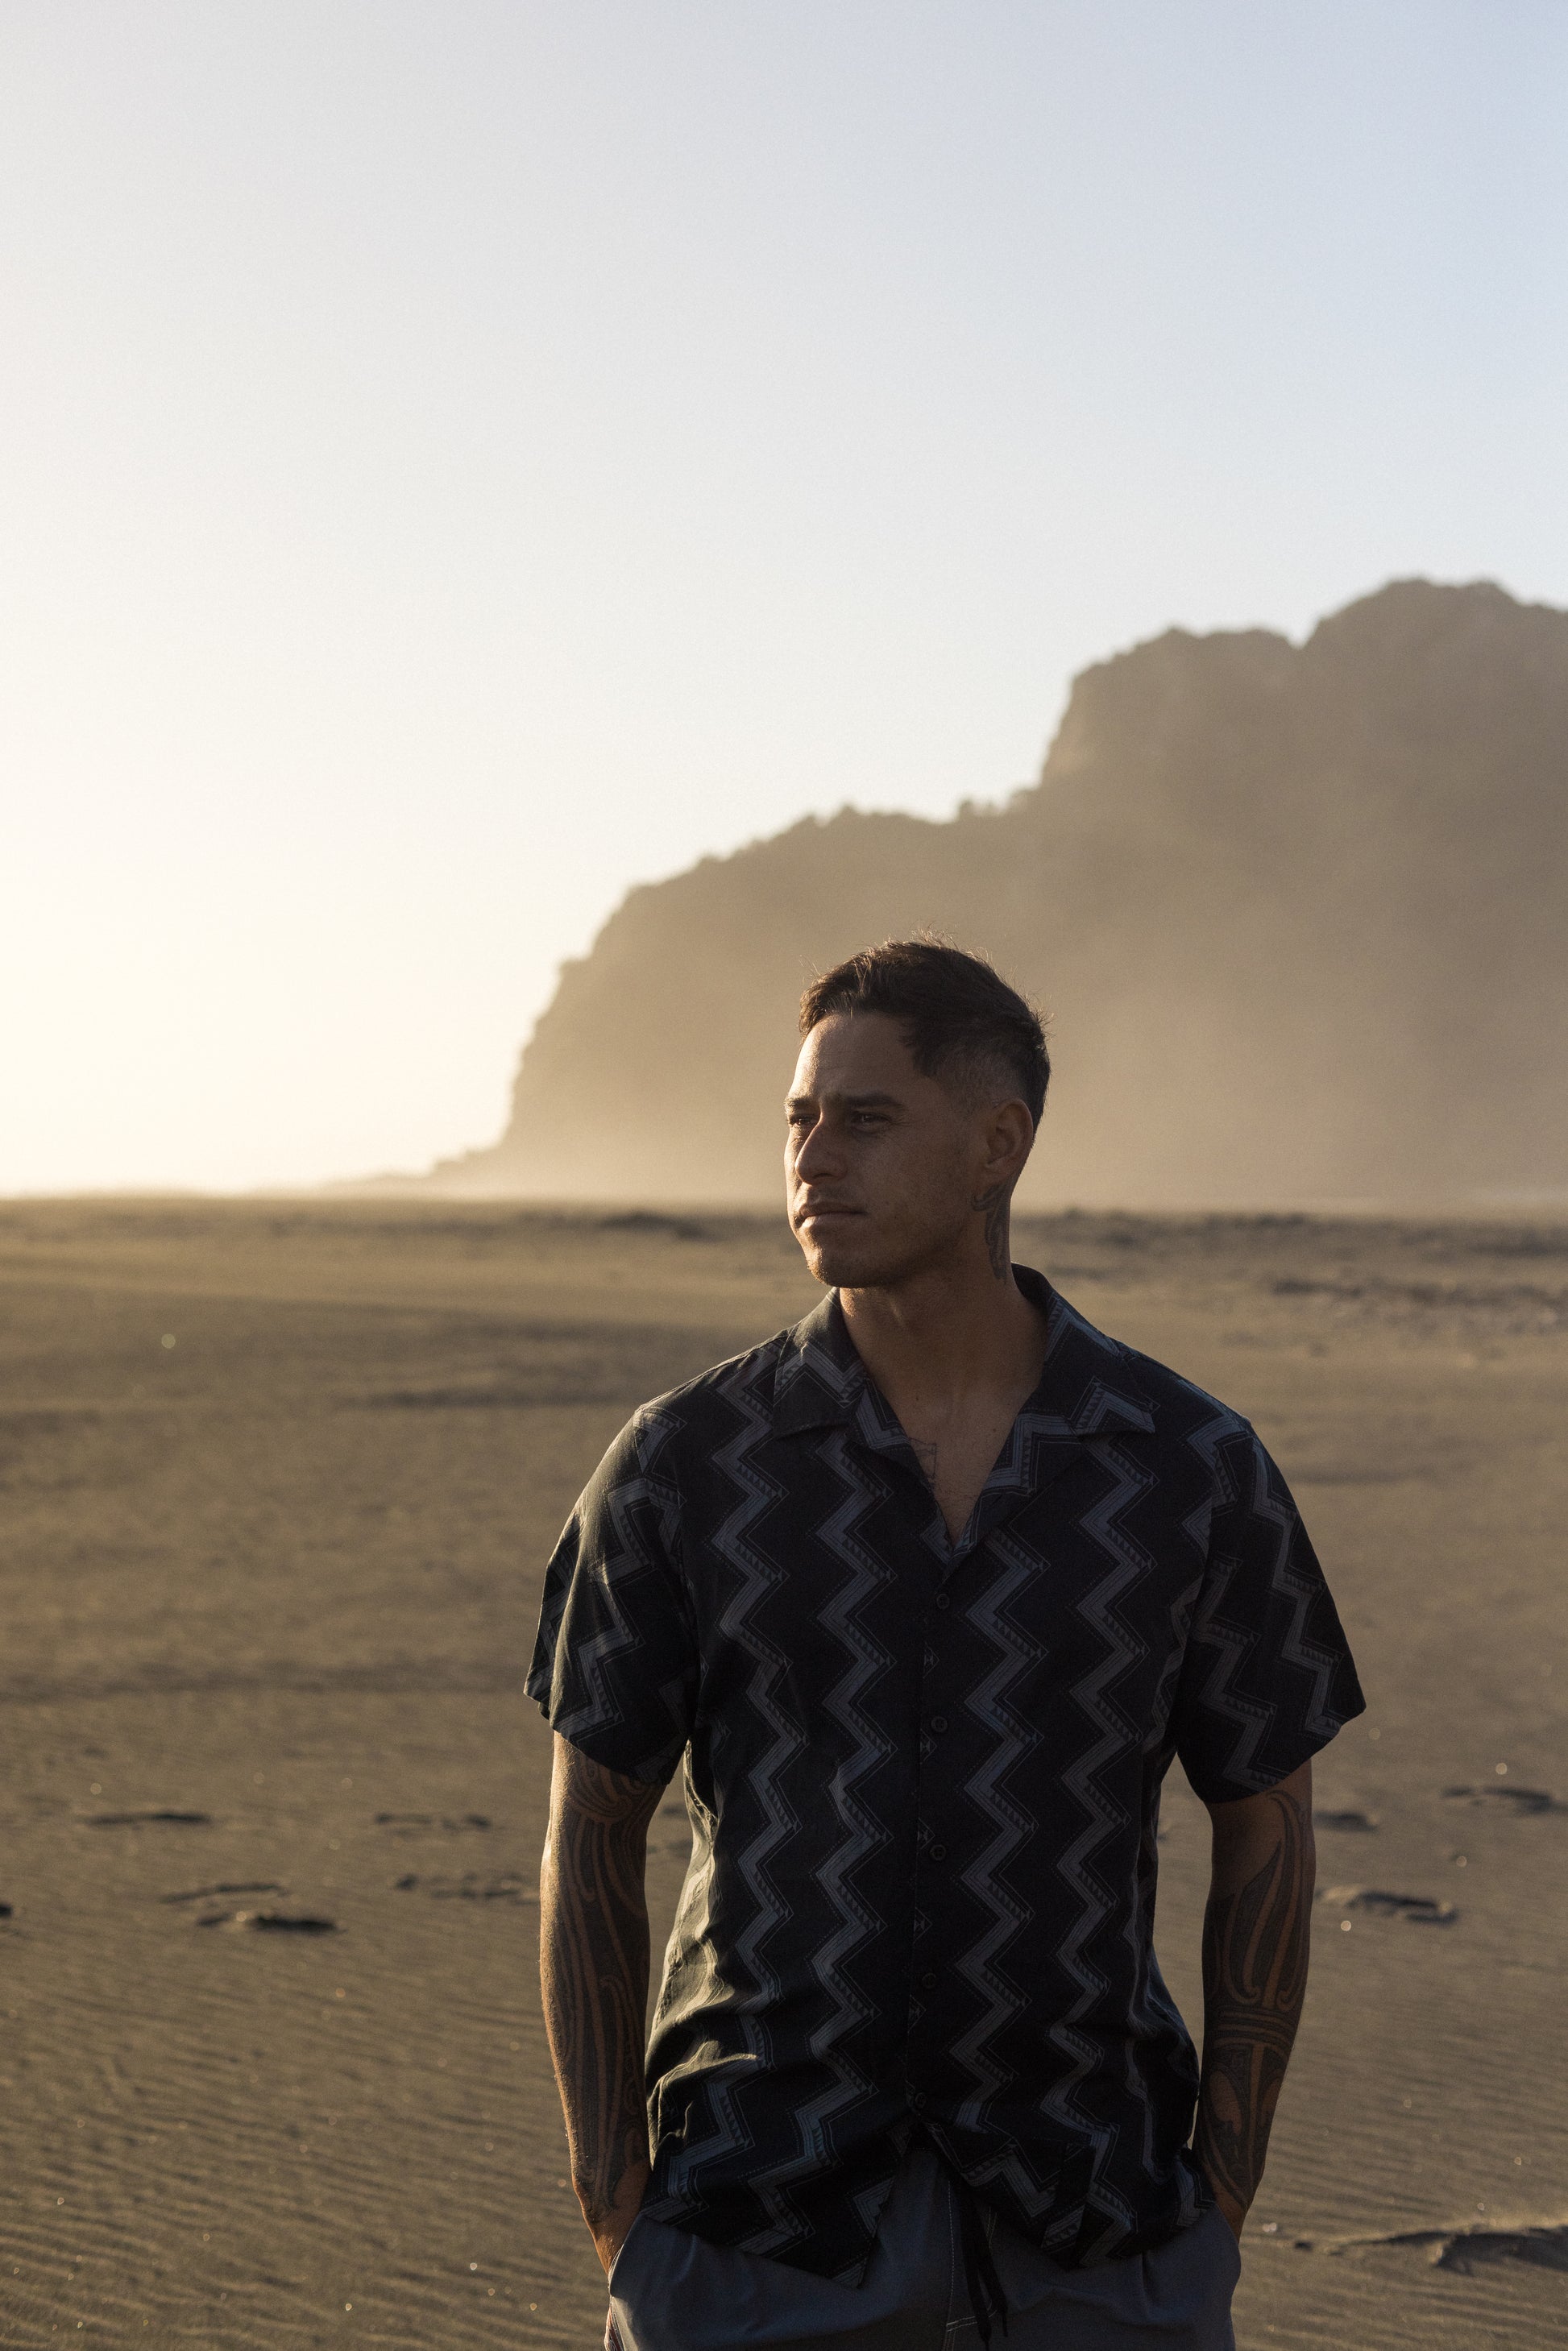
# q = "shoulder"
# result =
<box><xmin>609</xmin><ymin>1327</ymin><xmax>798</xmax><ymax>1478</ymax></box>
<box><xmin>1068</xmin><ymin>1321</ymin><xmax>1319</xmax><ymax>1584</ymax></box>
<box><xmin>1047</xmin><ymin>1286</ymin><xmax>1259</xmax><ymax>1481</ymax></box>
<box><xmin>1117</xmin><ymin>1341</ymin><xmax>1252</xmax><ymax>1450</ymax></box>
<box><xmin>1085</xmin><ymin>1322</ymin><xmax>1305</xmax><ymax>1534</ymax></box>
<box><xmin>1119</xmin><ymin>1342</ymin><xmax>1277</xmax><ymax>1508</ymax></box>
<box><xmin>1044</xmin><ymin>1282</ymin><xmax>1249</xmax><ymax>1445</ymax></box>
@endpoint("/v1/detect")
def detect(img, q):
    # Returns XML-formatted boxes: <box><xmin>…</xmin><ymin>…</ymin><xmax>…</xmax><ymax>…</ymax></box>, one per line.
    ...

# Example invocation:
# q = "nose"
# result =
<box><xmin>792</xmin><ymin>1115</ymin><xmax>843</xmax><ymax>1183</ymax></box>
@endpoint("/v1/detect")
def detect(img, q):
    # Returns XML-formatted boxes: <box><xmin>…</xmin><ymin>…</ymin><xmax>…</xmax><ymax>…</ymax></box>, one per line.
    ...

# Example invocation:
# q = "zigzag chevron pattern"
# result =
<box><xmin>529</xmin><ymin>1270</ymin><xmax>1364</xmax><ymax>2281</ymax></box>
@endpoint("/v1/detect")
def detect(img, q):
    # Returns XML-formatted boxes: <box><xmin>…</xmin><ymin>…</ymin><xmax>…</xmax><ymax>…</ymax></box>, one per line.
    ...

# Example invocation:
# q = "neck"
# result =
<box><xmin>839</xmin><ymin>1230</ymin><xmax>1047</xmax><ymax>1407</ymax></box>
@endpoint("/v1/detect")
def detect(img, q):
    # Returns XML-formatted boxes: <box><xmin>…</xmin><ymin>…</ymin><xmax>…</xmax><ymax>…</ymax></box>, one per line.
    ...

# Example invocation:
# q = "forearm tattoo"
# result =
<box><xmin>539</xmin><ymin>1744</ymin><xmax>662</xmax><ymax>2233</ymax></box>
<box><xmin>1193</xmin><ymin>1785</ymin><xmax>1313</xmax><ymax>2220</ymax></box>
<box><xmin>970</xmin><ymin>1184</ymin><xmax>1011</xmax><ymax>1280</ymax></box>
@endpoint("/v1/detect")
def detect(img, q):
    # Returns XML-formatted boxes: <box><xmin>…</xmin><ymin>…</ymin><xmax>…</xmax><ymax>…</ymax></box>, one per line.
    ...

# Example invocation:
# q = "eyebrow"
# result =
<box><xmin>785</xmin><ymin>1089</ymin><xmax>906</xmax><ymax>1113</ymax></box>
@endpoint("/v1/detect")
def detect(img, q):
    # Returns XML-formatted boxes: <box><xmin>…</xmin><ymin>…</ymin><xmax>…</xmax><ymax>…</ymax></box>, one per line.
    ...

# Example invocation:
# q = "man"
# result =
<box><xmin>533</xmin><ymin>940</ymin><xmax>1363</xmax><ymax>2349</ymax></box>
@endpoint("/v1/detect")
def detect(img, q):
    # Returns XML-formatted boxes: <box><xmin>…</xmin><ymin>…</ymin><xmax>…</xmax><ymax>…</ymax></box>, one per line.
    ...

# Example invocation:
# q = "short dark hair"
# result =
<box><xmin>799</xmin><ymin>939</ymin><xmax>1050</xmax><ymax>1127</ymax></box>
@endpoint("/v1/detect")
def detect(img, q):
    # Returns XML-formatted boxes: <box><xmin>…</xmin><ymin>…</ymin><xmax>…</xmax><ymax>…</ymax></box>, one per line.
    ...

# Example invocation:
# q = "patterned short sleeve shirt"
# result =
<box><xmin>528</xmin><ymin>1270</ymin><xmax>1364</xmax><ymax>2278</ymax></box>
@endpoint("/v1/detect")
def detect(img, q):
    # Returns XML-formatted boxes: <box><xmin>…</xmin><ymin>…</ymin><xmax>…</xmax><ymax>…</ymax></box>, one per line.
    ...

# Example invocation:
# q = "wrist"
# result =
<box><xmin>1201</xmin><ymin>2171</ymin><xmax>1249</xmax><ymax>2240</ymax></box>
<box><xmin>587</xmin><ymin>2164</ymin><xmax>651</xmax><ymax>2278</ymax></box>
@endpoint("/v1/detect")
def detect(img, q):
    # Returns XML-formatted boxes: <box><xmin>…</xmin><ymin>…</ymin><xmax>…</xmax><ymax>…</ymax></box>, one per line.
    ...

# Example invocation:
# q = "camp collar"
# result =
<box><xmin>770</xmin><ymin>1263</ymin><xmax>1157</xmax><ymax>1445</ymax></box>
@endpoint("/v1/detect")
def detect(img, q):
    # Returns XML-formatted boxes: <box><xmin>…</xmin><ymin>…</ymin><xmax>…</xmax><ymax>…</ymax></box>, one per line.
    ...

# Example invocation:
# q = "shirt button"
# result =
<box><xmin>933</xmin><ymin>1592</ymin><xmax>951</xmax><ymax>1611</ymax></box>
<box><xmin>920</xmin><ymin>1970</ymin><xmax>938</xmax><ymax>1990</ymax></box>
<box><xmin>910</xmin><ymin>2089</ymin><xmax>927</xmax><ymax>2110</ymax></box>
<box><xmin>929</xmin><ymin>1715</ymin><xmax>948</xmax><ymax>1735</ymax></box>
<box><xmin>928</xmin><ymin>1843</ymin><xmax>947</xmax><ymax>1862</ymax></box>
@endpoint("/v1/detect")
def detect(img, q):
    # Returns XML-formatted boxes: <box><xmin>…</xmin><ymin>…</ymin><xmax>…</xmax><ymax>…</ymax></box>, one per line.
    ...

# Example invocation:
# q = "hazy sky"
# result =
<box><xmin>5</xmin><ymin>2</ymin><xmax>1566</xmax><ymax>1191</ymax></box>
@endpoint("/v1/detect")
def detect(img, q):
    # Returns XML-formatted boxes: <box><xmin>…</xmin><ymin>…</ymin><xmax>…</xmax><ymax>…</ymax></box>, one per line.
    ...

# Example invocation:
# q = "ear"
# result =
<box><xmin>978</xmin><ymin>1097</ymin><xmax>1035</xmax><ymax>1191</ymax></box>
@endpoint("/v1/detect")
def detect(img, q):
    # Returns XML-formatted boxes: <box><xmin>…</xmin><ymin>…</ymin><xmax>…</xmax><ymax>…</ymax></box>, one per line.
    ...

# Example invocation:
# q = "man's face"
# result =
<box><xmin>785</xmin><ymin>1012</ymin><xmax>987</xmax><ymax>1288</ymax></box>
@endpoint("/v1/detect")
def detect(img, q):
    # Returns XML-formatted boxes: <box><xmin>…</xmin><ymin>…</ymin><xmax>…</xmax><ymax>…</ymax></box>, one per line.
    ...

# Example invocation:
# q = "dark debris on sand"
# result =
<box><xmin>1300</xmin><ymin>2220</ymin><xmax>1568</xmax><ymax>2273</ymax></box>
<box><xmin>1317</xmin><ymin>1885</ymin><xmax>1458</xmax><ymax>1924</ymax></box>
<box><xmin>197</xmin><ymin>1909</ymin><xmax>339</xmax><ymax>1934</ymax></box>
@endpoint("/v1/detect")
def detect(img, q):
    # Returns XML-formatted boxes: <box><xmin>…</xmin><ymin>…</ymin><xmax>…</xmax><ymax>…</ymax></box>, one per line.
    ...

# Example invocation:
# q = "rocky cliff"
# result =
<box><xmin>446</xmin><ymin>579</ymin><xmax>1568</xmax><ymax>1206</ymax></box>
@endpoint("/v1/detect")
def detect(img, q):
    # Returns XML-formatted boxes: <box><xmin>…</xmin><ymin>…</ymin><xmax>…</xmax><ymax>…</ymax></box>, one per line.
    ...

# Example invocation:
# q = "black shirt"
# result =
<box><xmin>528</xmin><ymin>1270</ymin><xmax>1363</xmax><ymax>2278</ymax></box>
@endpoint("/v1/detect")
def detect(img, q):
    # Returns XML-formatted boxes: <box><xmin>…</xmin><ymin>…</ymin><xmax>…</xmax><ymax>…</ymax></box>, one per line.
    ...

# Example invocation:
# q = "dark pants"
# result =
<box><xmin>608</xmin><ymin>2142</ymin><xmax>1240</xmax><ymax>2349</ymax></box>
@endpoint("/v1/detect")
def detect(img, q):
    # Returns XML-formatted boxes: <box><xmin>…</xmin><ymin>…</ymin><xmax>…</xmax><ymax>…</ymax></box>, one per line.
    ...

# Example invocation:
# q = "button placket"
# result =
<box><xmin>910</xmin><ymin>1570</ymin><xmax>960</xmax><ymax>2107</ymax></box>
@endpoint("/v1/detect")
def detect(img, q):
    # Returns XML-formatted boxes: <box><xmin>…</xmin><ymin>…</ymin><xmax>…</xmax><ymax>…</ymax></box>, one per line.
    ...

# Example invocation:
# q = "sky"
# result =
<box><xmin>3</xmin><ymin>1</ymin><xmax>1566</xmax><ymax>1192</ymax></box>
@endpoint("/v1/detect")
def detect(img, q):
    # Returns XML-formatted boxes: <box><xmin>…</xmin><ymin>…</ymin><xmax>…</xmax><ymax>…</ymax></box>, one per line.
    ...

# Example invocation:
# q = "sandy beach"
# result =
<box><xmin>1</xmin><ymin>1197</ymin><xmax>1565</xmax><ymax>2349</ymax></box>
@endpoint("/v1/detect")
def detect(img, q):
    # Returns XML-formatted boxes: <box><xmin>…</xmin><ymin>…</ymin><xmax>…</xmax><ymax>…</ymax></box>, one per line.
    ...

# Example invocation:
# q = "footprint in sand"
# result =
<box><xmin>373</xmin><ymin>1812</ymin><xmax>492</xmax><ymax>1835</ymax></box>
<box><xmin>89</xmin><ymin>1810</ymin><xmax>211</xmax><ymax>1826</ymax></box>
<box><xmin>1314</xmin><ymin>1809</ymin><xmax>1379</xmax><ymax>1832</ymax></box>
<box><xmin>1431</xmin><ymin>2225</ymin><xmax>1568</xmax><ymax>2274</ymax></box>
<box><xmin>1443</xmin><ymin>1784</ymin><xmax>1567</xmax><ymax>1815</ymax></box>
<box><xmin>392</xmin><ymin>1872</ymin><xmax>535</xmax><ymax>1904</ymax></box>
<box><xmin>197</xmin><ymin>1909</ymin><xmax>339</xmax><ymax>1933</ymax></box>
<box><xmin>1317</xmin><ymin>1885</ymin><xmax>1457</xmax><ymax>1924</ymax></box>
<box><xmin>162</xmin><ymin>1881</ymin><xmax>285</xmax><ymax>1905</ymax></box>
<box><xmin>1299</xmin><ymin>2220</ymin><xmax>1568</xmax><ymax>2273</ymax></box>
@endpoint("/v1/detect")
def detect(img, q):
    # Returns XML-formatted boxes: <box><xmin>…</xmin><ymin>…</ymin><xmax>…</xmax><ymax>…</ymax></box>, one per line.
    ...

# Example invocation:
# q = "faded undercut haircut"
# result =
<box><xmin>799</xmin><ymin>939</ymin><xmax>1050</xmax><ymax>1129</ymax></box>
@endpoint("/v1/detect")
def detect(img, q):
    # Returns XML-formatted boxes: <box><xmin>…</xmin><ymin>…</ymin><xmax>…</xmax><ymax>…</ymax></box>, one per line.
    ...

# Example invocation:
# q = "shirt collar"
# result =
<box><xmin>770</xmin><ymin>1265</ymin><xmax>1156</xmax><ymax>1442</ymax></box>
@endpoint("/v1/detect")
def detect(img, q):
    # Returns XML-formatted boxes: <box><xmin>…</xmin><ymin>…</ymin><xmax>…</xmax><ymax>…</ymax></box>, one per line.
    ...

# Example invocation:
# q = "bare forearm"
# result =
<box><xmin>1194</xmin><ymin>1768</ymin><xmax>1313</xmax><ymax>2233</ymax></box>
<box><xmin>539</xmin><ymin>1743</ymin><xmax>661</xmax><ymax>2265</ymax></box>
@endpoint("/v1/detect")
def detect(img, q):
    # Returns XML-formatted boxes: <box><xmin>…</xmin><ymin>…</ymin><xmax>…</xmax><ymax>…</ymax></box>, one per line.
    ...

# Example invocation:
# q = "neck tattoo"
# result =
<box><xmin>970</xmin><ymin>1185</ymin><xmax>1010</xmax><ymax>1281</ymax></box>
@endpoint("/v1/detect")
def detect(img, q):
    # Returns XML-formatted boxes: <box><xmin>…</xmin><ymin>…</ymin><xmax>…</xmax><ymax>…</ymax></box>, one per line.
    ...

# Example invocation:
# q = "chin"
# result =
<box><xmin>796</xmin><ymin>1218</ymin><xmax>911</xmax><ymax>1291</ymax></box>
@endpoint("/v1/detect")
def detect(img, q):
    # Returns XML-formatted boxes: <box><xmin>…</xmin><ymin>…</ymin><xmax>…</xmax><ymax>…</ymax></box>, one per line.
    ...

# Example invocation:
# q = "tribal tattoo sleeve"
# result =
<box><xmin>539</xmin><ymin>1735</ymin><xmax>665</xmax><ymax>2266</ymax></box>
<box><xmin>1193</xmin><ymin>1764</ymin><xmax>1314</xmax><ymax>2233</ymax></box>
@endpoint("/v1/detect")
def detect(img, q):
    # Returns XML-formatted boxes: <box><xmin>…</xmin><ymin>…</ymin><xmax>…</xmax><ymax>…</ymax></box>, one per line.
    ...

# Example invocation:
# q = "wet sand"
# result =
<box><xmin>1</xmin><ymin>1199</ymin><xmax>1565</xmax><ymax>2348</ymax></box>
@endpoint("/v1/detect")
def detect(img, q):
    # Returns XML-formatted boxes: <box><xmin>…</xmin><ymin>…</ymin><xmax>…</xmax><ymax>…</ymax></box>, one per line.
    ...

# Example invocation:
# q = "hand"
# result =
<box><xmin>1206</xmin><ymin>2176</ymin><xmax>1248</xmax><ymax>2243</ymax></box>
<box><xmin>589</xmin><ymin>2164</ymin><xmax>650</xmax><ymax>2279</ymax></box>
